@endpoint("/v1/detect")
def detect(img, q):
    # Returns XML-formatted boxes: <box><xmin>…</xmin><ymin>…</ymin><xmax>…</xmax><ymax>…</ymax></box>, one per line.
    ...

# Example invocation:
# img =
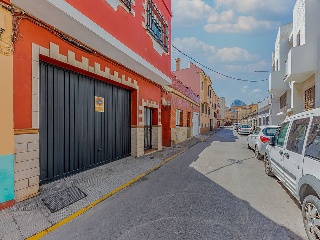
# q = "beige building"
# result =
<box><xmin>199</xmin><ymin>71</ymin><xmax>218</xmax><ymax>134</ymax></box>
<box><xmin>238</xmin><ymin>104</ymin><xmax>258</xmax><ymax>125</ymax></box>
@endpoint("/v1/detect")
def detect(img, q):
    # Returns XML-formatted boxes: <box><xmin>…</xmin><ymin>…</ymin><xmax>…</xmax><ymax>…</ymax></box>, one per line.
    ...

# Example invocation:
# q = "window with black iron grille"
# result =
<box><xmin>146</xmin><ymin>0</ymin><xmax>168</xmax><ymax>52</ymax></box>
<box><xmin>305</xmin><ymin>85</ymin><xmax>315</xmax><ymax>111</ymax></box>
<box><xmin>120</xmin><ymin>0</ymin><xmax>132</xmax><ymax>11</ymax></box>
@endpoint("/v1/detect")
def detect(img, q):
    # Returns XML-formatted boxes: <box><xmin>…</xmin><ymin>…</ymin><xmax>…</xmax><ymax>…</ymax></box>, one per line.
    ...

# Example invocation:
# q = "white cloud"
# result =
<box><xmin>241</xmin><ymin>85</ymin><xmax>249</xmax><ymax>94</ymax></box>
<box><xmin>252</xmin><ymin>88</ymin><xmax>262</xmax><ymax>93</ymax></box>
<box><xmin>172</xmin><ymin>37</ymin><xmax>216</xmax><ymax>54</ymax></box>
<box><xmin>252</xmin><ymin>88</ymin><xmax>262</xmax><ymax>97</ymax></box>
<box><xmin>205</xmin><ymin>16</ymin><xmax>278</xmax><ymax>33</ymax></box>
<box><xmin>240</xmin><ymin>86</ymin><xmax>263</xmax><ymax>97</ymax></box>
<box><xmin>217</xmin><ymin>47</ymin><xmax>256</xmax><ymax>62</ymax></box>
<box><xmin>173</xmin><ymin>37</ymin><xmax>256</xmax><ymax>63</ymax></box>
<box><xmin>215</xmin><ymin>0</ymin><xmax>293</xmax><ymax>15</ymax></box>
<box><xmin>172</xmin><ymin>0</ymin><xmax>216</xmax><ymax>24</ymax></box>
<box><xmin>172</xmin><ymin>0</ymin><xmax>290</xmax><ymax>33</ymax></box>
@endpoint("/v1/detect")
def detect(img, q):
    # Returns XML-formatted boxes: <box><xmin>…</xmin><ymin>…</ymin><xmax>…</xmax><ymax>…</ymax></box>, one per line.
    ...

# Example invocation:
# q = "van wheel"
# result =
<box><xmin>264</xmin><ymin>155</ymin><xmax>274</xmax><ymax>177</ymax></box>
<box><xmin>302</xmin><ymin>195</ymin><xmax>320</xmax><ymax>240</ymax></box>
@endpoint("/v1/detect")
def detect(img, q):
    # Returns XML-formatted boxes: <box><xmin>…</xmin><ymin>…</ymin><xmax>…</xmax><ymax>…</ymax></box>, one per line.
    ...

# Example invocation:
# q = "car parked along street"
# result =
<box><xmin>237</xmin><ymin>124</ymin><xmax>252</xmax><ymax>135</ymax></box>
<box><xmin>264</xmin><ymin>108</ymin><xmax>320</xmax><ymax>240</ymax></box>
<box><xmin>247</xmin><ymin>125</ymin><xmax>279</xmax><ymax>159</ymax></box>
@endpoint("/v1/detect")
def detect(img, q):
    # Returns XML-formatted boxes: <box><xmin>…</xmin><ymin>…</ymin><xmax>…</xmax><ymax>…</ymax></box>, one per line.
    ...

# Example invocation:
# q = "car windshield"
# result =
<box><xmin>263</xmin><ymin>127</ymin><xmax>279</xmax><ymax>136</ymax></box>
<box><xmin>241</xmin><ymin>125</ymin><xmax>250</xmax><ymax>128</ymax></box>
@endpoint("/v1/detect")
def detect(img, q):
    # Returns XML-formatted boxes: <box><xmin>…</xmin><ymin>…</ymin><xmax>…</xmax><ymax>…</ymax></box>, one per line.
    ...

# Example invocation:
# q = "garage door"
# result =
<box><xmin>39</xmin><ymin>61</ymin><xmax>131</xmax><ymax>183</ymax></box>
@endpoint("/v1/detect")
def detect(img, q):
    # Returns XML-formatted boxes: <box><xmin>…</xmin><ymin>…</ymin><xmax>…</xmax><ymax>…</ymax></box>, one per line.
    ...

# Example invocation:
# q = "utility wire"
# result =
<box><xmin>172</xmin><ymin>45</ymin><xmax>268</xmax><ymax>83</ymax></box>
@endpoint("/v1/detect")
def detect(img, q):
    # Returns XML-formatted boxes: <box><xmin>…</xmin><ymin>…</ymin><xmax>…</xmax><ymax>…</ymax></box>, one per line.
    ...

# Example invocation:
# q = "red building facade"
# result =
<box><xmin>9</xmin><ymin>0</ymin><xmax>172</xmax><ymax>202</ymax></box>
<box><xmin>162</xmin><ymin>75</ymin><xmax>200</xmax><ymax>146</ymax></box>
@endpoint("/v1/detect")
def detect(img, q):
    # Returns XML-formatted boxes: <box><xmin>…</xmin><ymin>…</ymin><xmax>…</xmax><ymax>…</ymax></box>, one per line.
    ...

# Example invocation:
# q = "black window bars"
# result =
<box><xmin>146</xmin><ymin>0</ymin><xmax>169</xmax><ymax>52</ymax></box>
<box><xmin>120</xmin><ymin>0</ymin><xmax>132</xmax><ymax>11</ymax></box>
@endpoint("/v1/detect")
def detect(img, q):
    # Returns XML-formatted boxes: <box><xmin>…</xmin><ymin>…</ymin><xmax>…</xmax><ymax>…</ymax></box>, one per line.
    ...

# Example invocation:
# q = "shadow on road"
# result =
<box><xmin>212</xmin><ymin>128</ymin><xmax>239</xmax><ymax>142</ymax></box>
<box><xmin>204</xmin><ymin>156</ymin><xmax>255</xmax><ymax>175</ymax></box>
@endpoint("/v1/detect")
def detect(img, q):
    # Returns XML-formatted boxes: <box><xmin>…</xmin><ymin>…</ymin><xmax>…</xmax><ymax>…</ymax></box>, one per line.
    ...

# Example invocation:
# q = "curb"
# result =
<box><xmin>27</xmin><ymin>140</ymin><xmax>201</xmax><ymax>240</ymax></box>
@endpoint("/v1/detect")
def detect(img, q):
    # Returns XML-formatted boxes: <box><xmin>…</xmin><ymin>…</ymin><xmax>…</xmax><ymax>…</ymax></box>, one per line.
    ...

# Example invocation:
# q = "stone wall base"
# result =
<box><xmin>131</xmin><ymin>127</ymin><xmax>144</xmax><ymax>157</ymax></box>
<box><xmin>14</xmin><ymin>134</ymin><xmax>40</xmax><ymax>202</ymax></box>
<box><xmin>171</xmin><ymin>127</ymin><xmax>188</xmax><ymax>145</ymax></box>
<box><xmin>152</xmin><ymin>125</ymin><xmax>162</xmax><ymax>151</ymax></box>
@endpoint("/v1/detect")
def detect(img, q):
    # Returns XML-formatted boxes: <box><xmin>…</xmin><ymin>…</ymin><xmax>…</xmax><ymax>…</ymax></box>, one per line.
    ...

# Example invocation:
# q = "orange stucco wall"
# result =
<box><xmin>13</xmin><ymin>19</ymin><xmax>162</xmax><ymax>129</ymax></box>
<box><xmin>65</xmin><ymin>0</ymin><xmax>171</xmax><ymax>78</ymax></box>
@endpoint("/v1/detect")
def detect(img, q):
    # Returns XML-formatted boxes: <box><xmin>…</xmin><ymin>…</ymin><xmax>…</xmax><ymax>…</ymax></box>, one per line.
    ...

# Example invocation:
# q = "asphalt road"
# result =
<box><xmin>43</xmin><ymin>128</ymin><xmax>307</xmax><ymax>240</ymax></box>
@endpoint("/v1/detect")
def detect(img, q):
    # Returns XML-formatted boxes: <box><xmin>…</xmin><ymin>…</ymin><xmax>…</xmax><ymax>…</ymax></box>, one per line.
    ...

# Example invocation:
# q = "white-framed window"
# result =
<box><xmin>146</xmin><ymin>0</ymin><xmax>168</xmax><ymax>52</ymax></box>
<box><xmin>176</xmin><ymin>109</ymin><xmax>182</xmax><ymax>127</ymax></box>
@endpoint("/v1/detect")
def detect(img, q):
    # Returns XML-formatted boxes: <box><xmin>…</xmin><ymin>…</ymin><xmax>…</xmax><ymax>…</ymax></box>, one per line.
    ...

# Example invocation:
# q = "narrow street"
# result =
<box><xmin>43</xmin><ymin>128</ymin><xmax>307</xmax><ymax>240</ymax></box>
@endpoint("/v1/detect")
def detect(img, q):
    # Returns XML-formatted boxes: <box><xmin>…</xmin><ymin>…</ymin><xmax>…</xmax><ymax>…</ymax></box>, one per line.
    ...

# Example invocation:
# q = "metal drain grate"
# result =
<box><xmin>42</xmin><ymin>187</ymin><xmax>87</xmax><ymax>213</ymax></box>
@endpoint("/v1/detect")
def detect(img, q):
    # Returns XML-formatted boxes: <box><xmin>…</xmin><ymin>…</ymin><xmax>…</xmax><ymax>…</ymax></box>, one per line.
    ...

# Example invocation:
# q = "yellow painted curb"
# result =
<box><xmin>27</xmin><ymin>152</ymin><xmax>181</xmax><ymax>240</ymax></box>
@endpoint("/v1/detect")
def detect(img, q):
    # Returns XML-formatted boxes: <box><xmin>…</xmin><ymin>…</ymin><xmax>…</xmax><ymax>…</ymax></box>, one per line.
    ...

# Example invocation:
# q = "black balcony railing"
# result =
<box><xmin>120</xmin><ymin>0</ymin><xmax>132</xmax><ymax>11</ymax></box>
<box><xmin>146</xmin><ymin>0</ymin><xmax>169</xmax><ymax>52</ymax></box>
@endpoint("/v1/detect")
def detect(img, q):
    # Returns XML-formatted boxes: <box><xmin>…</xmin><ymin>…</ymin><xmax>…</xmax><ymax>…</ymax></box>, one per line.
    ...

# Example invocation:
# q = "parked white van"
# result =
<box><xmin>264</xmin><ymin>108</ymin><xmax>320</xmax><ymax>239</ymax></box>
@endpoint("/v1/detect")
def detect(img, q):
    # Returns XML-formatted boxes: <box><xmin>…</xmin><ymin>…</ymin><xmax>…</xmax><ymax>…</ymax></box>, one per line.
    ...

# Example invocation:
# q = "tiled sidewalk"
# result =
<box><xmin>0</xmin><ymin>133</ymin><xmax>214</xmax><ymax>240</ymax></box>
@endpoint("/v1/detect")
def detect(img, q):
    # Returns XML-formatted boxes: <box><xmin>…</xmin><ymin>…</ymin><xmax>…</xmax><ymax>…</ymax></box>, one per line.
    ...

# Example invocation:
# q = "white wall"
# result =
<box><xmin>293</xmin><ymin>0</ymin><xmax>306</xmax><ymax>47</ymax></box>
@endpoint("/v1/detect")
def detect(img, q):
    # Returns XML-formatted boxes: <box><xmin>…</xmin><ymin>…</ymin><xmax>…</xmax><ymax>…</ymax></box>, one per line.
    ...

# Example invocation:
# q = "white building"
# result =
<box><xmin>258</xmin><ymin>96</ymin><xmax>271</xmax><ymax>126</ymax></box>
<box><xmin>269</xmin><ymin>23</ymin><xmax>293</xmax><ymax>125</ymax></box>
<box><xmin>269</xmin><ymin>0</ymin><xmax>320</xmax><ymax>124</ymax></box>
<box><xmin>284</xmin><ymin>0</ymin><xmax>320</xmax><ymax>114</ymax></box>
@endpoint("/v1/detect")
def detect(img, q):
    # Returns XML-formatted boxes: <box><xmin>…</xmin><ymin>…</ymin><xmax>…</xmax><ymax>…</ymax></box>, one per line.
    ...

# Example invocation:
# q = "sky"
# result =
<box><xmin>171</xmin><ymin>0</ymin><xmax>296</xmax><ymax>107</ymax></box>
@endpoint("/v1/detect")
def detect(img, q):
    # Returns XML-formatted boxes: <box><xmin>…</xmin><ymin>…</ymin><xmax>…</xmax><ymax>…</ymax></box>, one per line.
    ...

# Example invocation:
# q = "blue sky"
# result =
<box><xmin>171</xmin><ymin>0</ymin><xmax>295</xmax><ymax>107</ymax></box>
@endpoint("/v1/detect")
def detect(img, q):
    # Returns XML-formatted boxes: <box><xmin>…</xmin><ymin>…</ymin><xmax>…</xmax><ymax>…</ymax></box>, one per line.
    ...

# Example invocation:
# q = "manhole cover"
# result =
<box><xmin>42</xmin><ymin>187</ymin><xmax>87</xmax><ymax>213</ymax></box>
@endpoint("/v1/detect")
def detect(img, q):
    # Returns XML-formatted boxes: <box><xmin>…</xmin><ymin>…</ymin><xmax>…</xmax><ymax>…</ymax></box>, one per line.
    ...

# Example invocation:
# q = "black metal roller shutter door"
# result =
<box><xmin>39</xmin><ymin>61</ymin><xmax>131</xmax><ymax>183</ymax></box>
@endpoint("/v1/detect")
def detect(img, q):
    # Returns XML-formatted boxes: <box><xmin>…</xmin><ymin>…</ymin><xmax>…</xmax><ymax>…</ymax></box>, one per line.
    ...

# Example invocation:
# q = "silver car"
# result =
<box><xmin>237</xmin><ymin>124</ymin><xmax>252</xmax><ymax>135</ymax></box>
<box><xmin>247</xmin><ymin>125</ymin><xmax>279</xmax><ymax>159</ymax></box>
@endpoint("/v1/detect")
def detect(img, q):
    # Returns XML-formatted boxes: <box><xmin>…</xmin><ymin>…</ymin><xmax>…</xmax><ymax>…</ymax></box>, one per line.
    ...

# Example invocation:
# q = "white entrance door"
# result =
<box><xmin>193</xmin><ymin>112</ymin><xmax>199</xmax><ymax>136</ymax></box>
